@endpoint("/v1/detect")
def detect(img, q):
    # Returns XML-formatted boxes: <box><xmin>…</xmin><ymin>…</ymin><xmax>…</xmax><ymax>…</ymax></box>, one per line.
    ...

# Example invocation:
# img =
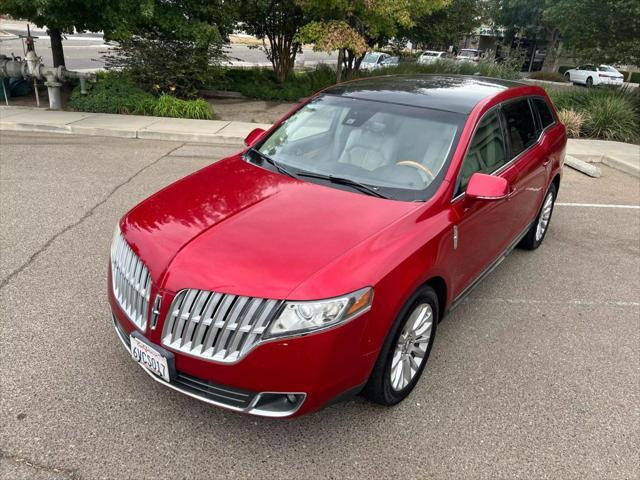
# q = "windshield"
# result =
<box><xmin>362</xmin><ymin>53</ymin><xmax>381</xmax><ymax>64</ymax></box>
<box><xmin>254</xmin><ymin>95</ymin><xmax>464</xmax><ymax>201</ymax></box>
<box><xmin>599</xmin><ymin>65</ymin><xmax>617</xmax><ymax>72</ymax></box>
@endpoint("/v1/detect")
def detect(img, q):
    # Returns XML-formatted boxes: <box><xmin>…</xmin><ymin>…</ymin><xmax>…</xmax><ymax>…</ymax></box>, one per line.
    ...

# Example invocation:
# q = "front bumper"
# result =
<box><xmin>112</xmin><ymin>314</ymin><xmax>307</xmax><ymax>417</ymax></box>
<box><xmin>111</xmin><ymin>300</ymin><xmax>375</xmax><ymax>417</ymax></box>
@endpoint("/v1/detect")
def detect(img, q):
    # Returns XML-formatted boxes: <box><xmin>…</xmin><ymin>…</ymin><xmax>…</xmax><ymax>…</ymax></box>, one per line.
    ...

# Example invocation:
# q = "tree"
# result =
<box><xmin>399</xmin><ymin>0</ymin><xmax>482</xmax><ymax>50</ymax></box>
<box><xmin>298</xmin><ymin>0</ymin><xmax>449</xmax><ymax>77</ymax></box>
<box><xmin>0</xmin><ymin>0</ymin><xmax>120</xmax><ymax>67</ymax></box>
<box><xmin>105</xmin><ymin>0</ymin><xmax>236</xmax><ymax>98</ymax></box>
<box><xmin>298</xmin><ymin>20</ymin><xmax>367</xmax><ymax>81</ymax></box>
<box><xmin>545</xmin><ymin>0</ymin><xmax>639</xmax><ymax>65</ymax></box>
<box><xmin>487</xmin><ymin>0</ymin><xmax>552</xmax><ymax>71</ymax></box>
<box><xmin>234</xmin><ymin>0</ymin><xmax>308</xmax><ymax>83</ymax></box>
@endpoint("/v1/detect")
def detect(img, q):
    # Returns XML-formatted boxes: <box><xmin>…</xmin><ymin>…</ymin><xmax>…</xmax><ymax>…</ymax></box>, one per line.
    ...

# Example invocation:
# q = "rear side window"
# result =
<box><xmin>458</xmin><ymin>110</ymin><xmax>507</xmax><ymax>193</ymax></box>
<box><xmin>533</xmin><ymin>98</ymin><xmax>555</xmax><ymax>129</ymax></box>
<box><xmin>502</xmin><ymin>99</ymin><xmax>537</xmax><ymax>158</ymax></box>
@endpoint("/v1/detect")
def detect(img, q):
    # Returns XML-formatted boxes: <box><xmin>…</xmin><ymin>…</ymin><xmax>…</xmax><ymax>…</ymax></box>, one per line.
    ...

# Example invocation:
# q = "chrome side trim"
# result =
<box><xmin>112</xmin><ymin>315</ymin><xmax>305</xmax><ymax>417</ymax></box>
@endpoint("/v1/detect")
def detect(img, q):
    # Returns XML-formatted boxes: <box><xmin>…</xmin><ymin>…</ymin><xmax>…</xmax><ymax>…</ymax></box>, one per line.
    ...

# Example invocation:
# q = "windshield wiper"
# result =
<box><xmin>248</xmin><ymin>148</ymin><xmax>297</xmax><ymax>179</ymax></box>
<box><xmin>295</xmin><ymin>171</ymin><xmax>389</xmax><ymax>199</ymax></box>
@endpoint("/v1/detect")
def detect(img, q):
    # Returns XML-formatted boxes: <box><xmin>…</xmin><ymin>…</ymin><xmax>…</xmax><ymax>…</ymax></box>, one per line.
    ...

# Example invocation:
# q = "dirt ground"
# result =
<box><xmin>210</xmin><ymin>97</ymin><xmax>297</xmax><ymax>123</ymax></box>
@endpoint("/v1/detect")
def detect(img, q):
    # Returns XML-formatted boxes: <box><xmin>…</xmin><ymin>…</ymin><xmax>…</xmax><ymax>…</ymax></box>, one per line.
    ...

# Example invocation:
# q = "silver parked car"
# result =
<box><xmin>418</xmin><ymin>50</ymin><xmax>447</xmax><ymax>65</ymax></box>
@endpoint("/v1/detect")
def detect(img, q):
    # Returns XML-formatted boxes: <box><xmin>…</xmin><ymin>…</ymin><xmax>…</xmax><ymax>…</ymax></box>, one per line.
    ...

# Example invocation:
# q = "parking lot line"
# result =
<box><xmin>556</xmin><ymin>202</ymin><xmax>640</xmax><ymax>209</ymax></box>
<box><xmin>467</xmin><ymin>297</ymin><xmax>640</xmax><ymax>307</ymax></box>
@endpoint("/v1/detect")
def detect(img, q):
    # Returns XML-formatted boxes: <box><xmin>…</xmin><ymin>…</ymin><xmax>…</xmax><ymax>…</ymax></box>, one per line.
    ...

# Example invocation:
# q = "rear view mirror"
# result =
<box><xmin>465</xmin><ymin>173</ymin><xmax>509</xmax><ymax>200</ymax></box>
<box><xmin>244</xmin><ymin>128</ymin><xmax>266</xmax><ymax>147</ymax></box>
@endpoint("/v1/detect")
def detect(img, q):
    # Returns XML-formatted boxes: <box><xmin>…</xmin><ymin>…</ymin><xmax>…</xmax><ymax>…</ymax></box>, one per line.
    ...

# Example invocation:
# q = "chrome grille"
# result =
<box><xmin>110</xmin><ymin>232</ymin><xmax>152</xmax><ymax>331</ymax></box>
<box><xmin>162</xmin><ymin>289</ymin><xmax>281</xmax><ymax>363</ymax></box>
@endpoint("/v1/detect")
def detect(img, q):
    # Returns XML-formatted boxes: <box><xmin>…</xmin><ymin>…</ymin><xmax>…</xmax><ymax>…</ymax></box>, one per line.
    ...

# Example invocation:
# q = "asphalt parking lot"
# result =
<box><xmin>1</xmin><ymin>132</ymin><xmax>638</xmax><ymax>479</ymax></box>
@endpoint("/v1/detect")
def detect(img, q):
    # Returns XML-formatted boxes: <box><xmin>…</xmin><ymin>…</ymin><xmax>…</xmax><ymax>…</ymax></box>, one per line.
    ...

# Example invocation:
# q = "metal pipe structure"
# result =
<box><xmin>0</xmin><ymin>29</ymin><xmax>96</xmax><ymax>110</ymax></box>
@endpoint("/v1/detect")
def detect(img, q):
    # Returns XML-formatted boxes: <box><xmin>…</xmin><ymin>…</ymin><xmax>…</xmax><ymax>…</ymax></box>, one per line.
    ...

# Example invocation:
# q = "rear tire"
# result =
<box><xmin>363</xmin><ymin>286</ymin><xmax>438</xmax><ymax>406</ymax></box>
<box><xmin>519</xmin><ymin>183</ymin><xmax>557</xmax><ymax>250</ymax></box>
<box><xmin>565</xmin><ymin>72</ymin><xmax>571</xmax><ymax>83</ymax></box>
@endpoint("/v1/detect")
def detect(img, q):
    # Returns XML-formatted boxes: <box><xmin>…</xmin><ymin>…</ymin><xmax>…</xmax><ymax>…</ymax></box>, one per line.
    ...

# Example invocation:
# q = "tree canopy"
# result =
<box><xmin>545</xmin><ymin>0</ymin><xmax>639</xmax><ymax>65</ymax></box>
<box><xmin>399</xmin><ymin>0</ymin><xmax>482</xmax><ymax>49</ymax></box>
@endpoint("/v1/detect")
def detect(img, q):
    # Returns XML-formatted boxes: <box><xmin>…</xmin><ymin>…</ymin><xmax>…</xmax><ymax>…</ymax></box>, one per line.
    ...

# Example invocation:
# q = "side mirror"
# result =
<box><xmin>244</xmin><ymin>128</ymin><xmax>266</xmax><ymax>147</ymax></box>
<box><xmin>465</xmin><ymin>173</ymin><xmax>509</xmax><ymax>200</ymax></box>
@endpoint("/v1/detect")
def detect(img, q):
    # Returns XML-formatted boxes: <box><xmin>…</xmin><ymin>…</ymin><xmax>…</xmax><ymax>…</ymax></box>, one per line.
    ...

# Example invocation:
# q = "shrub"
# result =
<box><xmin>208</xmin><ymin>59</ymin><xmax>522</xmax><ymax>102</ymax></box>
<box><xmin>528</xmin><ymin>71</ymin><xmax>568</xmax><ymax>82</ymax></box>
<box><xmin>153</xmin><ymin>94</ymin><xmax>213</xmax><ymax>120</ymax></box>
<box><xmin>69</xmin><ymin>74</ymin><xmax>157</xmax><ymax>115</ymax></box>
<box><xmin>211</xmin><ymin>64</ymin><xmax>336</xmax><ymax>101</ymax></box>
<box><xmin>558</xmin><ymin>109</ymin><xmax>587</xmax><ymax>138</ymax></box>
<box><xmin>582</xmin><ymin>95</ymin><xmax>638</xmax><ymax>142</ymax></box>
<box><xmin>546</xmin><ymin>86</ymin><xmax>639</xmax><ymax>142</ymax></box>
<box><xmin>70</xmin><ymin>74</ymin><xmax>214</xmax><ymax>119</ymax></box>
<box><xmin>105</xmin><ymin>35</ymin><xmax>224</xmax><ymax>99</ymax></box>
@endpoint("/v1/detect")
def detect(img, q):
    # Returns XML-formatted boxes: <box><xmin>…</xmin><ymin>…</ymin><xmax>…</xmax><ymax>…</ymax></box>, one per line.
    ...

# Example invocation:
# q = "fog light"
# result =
<box><xmin>286</xmin><ymin>394</ymin><xmax>297</xmax><ymax>403</ymax></box>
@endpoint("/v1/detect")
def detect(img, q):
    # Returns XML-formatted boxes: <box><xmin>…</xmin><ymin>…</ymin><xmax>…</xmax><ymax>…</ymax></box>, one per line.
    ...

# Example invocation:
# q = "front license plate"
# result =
<box><xmin>130</xmin><ymin>335</ymin><xmax>171</xmax><ymax>382</ymax></box>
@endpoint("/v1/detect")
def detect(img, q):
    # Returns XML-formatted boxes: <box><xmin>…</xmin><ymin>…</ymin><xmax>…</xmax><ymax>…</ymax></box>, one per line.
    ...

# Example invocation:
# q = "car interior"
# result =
<box><xmin>259</xmin><ymin>99</ymin><xmax>460</xmax><ymax>193</ymax></box>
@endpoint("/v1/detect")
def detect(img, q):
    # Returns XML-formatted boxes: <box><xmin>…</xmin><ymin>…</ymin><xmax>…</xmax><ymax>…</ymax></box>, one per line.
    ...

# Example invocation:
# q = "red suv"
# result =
<box><xmin>109</xmin><ymin>75</ymin><xmax>566</xmax><ymax>417</ymax></box>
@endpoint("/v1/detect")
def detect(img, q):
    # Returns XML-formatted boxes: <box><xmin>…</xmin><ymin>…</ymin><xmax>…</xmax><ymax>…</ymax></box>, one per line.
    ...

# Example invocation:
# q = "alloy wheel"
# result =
<box><xmin>390</xmin><ymin>303</ymin><xmax>433</xmax><ymax>391</ymax></box>
<box><xmin>535</xmin><ymin>191</ymin><xmax>554</xmax><ymax>242</ymax></box>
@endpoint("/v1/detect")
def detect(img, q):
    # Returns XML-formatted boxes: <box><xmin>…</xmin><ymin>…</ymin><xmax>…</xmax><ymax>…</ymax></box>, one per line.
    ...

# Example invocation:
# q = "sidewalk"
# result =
<box><xmin>0</xmin><ymin>106</ymin><xmax>271</xmax><ymax>146</ymax></box>
<box><xmin>567</xmin><ymin>138</ymin><xmax>640</xmax><ymax>178</ymax></box>
<box><xmin>1</xmin><ymin>106</ymin><xmax>638</xmax><ymax>177</ymax></box>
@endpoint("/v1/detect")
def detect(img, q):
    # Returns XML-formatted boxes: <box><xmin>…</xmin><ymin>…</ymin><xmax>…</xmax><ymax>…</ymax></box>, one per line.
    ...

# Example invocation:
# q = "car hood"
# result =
<box><xmin>121</xmin><ymin>155</ymin><xmax>419</xmax><ymax>299</ymax></box>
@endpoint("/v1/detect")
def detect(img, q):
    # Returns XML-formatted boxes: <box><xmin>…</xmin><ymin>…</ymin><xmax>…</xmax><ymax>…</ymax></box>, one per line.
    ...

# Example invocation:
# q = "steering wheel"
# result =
<box><xmin>396</xmin><ymin>161</ymin><xmax>435</xmax><ymax>182</ymax></box>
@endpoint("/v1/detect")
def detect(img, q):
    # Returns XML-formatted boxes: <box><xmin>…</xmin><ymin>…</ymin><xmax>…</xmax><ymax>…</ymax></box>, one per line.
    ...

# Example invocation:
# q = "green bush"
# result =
<box><xmin>69</xmin><ymin>74</ymin><xmax>157</xmax><ymax>115</ymax></box>
<box><xmin>209</xmin><ymin>59</ymin><xmax>521</xmax><ymax>102</ymax></box>
<box><xmin>582</xmin><ymin>95</ymin><xmax>638</xmax><ymax>142</ymax></box>
<box><xmin>210</xmin><ymin>65</ymin><xmax>336</xmax><ymax>102</ymax></box>
<box><xmin>527</xmin><ymin>71</ymin><xmax>568</xmax><ymax>82</ymax></box>
<box><xmin>546</xmin><ymin>86</ymin><xmax>639</xmax><ymax>142</ymax></box>
<box><xmin>154</xmin><ymin>94</ymin><xmax>213</xmax><ymax>119</ymax></box>
<box><xmin>70</xmin><ymin>74</ymin><xmax>214</xmax><ymax>119</ymax></box>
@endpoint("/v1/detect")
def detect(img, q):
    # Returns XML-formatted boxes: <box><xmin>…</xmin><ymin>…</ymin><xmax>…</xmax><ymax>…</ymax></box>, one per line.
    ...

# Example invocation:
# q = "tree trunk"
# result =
<box><xmin>336</xmin><ymin>49</ymin><xmax>344</xmax><ymax>83</ymax></box>
<box><xmin>268</xmin><ymin>34</ymin><xmax>296</xmax><ymax>83</ymax></box>
<box><xmin>528</xmin><ymin>39</ymin><xmax>537</xmax><ymax>72</ymax></box>
<box><xmin>48</xmin><ymin>28</ymin><xmax>66</xmax><ymax>67</ymax></box>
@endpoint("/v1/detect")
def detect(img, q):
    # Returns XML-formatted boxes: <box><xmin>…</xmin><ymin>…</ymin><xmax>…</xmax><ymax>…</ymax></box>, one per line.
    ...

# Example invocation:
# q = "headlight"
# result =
<box><xmin>264</xmin><ymin>287</ymin><xmax>373</xmax><ymax>339</ymax></box>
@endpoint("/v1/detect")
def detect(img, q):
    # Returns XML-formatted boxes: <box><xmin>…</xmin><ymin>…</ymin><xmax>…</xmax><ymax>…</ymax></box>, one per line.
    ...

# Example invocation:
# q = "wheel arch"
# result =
<box><xmin>552</xmin><ymin>172</ymin><xmax>561</xmax><ymax>193</ymax></box>
<box><xmin>422</xmin><ymin>276</ymin><xmax>447</xmax><ymax>321</ymax></box>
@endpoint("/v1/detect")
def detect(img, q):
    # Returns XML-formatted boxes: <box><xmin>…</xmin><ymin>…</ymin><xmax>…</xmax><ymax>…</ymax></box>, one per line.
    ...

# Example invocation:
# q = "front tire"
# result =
<box><xmin>519</xmin><ymin>183</ymin><xmax>557</xmax><ymax>250</ymax></box>
<box><xmin>565</xmin><ymin>72</ymin><xmax>571</xmax><ymax>83</ymax></box>
<box><xmin>363</xmin><ymin>286</ymin><xmax>438</xmax><ymax>406</ymax></box>
<box><xmin>586</xmin><ymin>76</ymin><xmax>593</xmax><ymax>88</ymax></box>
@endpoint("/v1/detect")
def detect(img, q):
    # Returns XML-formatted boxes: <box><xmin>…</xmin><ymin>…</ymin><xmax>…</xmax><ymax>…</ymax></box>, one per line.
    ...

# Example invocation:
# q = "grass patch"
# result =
<box><xmin>70</xmin><ymin>73</ymin><xmax>213</xmax><ymax>119</ymax></box>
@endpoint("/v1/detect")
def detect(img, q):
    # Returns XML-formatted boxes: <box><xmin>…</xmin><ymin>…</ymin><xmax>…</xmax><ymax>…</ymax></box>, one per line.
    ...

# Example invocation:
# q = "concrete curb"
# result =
<box><xmin>565</xmin><ymin>155</ymin><xmax>601</xmax><ymax>178</ymax></box>
<box><xmin>567</xmin><ymin>139</ymin><xmax>640</xmax><ymax>178</ymax></box>
<box><xmin>0</xmin><ymin>107</ymin><xmax>270</xmax><ymax>146</ymax></box>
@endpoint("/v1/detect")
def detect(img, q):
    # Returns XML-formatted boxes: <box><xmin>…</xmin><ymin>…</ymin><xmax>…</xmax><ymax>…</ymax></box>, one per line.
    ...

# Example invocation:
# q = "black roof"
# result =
<box><xmin>323</xmin><ymin>75</ymin><xmax>524</xmax><ymax>114</ymax></box>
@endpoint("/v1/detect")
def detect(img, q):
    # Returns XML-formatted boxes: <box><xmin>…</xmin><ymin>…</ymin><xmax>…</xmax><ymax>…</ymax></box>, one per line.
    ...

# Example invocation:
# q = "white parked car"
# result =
<box><xmin>456</xmin><ymin>49</ymin><xmax>481</xmax><ymax>63</ymax></box>
<box><xmin>564</xmin><ymin>64</ymin><xmax>624</xmax><ymax>87</ymax></box>
<box><xmin>360</xmin><ymin>52</ymin><xmax>390</xmax><ymax>71</ymax></box>
<box><xmin>418</xmin><ymin>50</ymin><xmax>447</xmax><ymax>65</ymax></box>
